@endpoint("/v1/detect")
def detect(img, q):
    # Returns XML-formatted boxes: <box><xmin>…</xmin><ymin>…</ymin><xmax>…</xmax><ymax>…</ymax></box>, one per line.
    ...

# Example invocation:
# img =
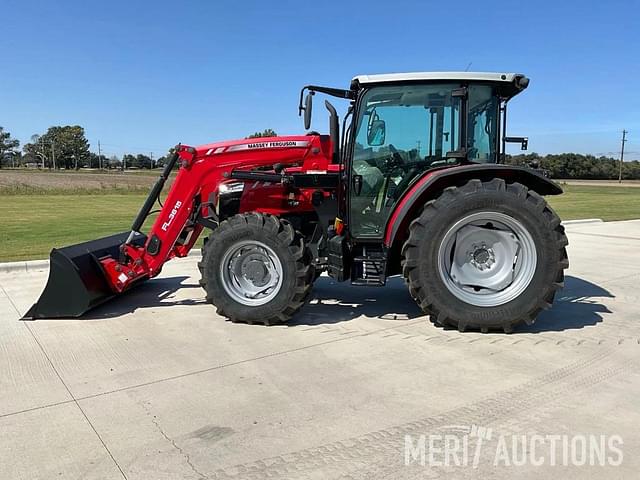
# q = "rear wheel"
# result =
<box><xmin>401</xmin><ymin>178</ymin><xmax>568</xmax><ymax>333</ymax></box>
<box><xmin>199</xmin><ymin>213</ymin><xmax>313</xmax><ymax>325</ymax></box>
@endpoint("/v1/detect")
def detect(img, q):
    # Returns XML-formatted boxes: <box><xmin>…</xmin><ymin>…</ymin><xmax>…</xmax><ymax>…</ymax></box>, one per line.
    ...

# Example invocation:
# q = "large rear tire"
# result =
<box><xmin>401</xmin><ymin>179</ymin><xmax>569</xmax><ymax>333</ymax></box>
<box><xmin>199</xmin><ymin>213</ymin><xmax>313</xmax><ymax>325</ymax></box>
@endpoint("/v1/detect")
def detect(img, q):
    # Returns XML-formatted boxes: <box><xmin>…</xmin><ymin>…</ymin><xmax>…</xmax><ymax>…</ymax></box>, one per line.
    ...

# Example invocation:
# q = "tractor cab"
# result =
<box><xmin>300</xmin><ymin>72</ymin><xmax>532</xmax><ymax>284</ymax></box>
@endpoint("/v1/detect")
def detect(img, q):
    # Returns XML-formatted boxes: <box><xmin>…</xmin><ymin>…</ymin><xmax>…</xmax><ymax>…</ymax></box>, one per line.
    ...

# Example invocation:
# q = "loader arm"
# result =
<box><xmin>24</xmin><ymin>136</ymin><xmax>336</xmax><ymax>319</ymax></box>
<box><xmin>105</xmin><ymin>141</ymin><xmax>317</xmax><ymax>292</ymax></box>
<box><xmin>108</xmin><ymin>145</ymin><xmax>206</xmax><ymax>288</ymax></box>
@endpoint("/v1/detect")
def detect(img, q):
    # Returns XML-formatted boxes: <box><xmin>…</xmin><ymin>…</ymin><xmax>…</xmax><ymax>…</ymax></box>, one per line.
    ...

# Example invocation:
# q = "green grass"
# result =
<box><xmin>0</xmin><ymin>184</ymin><xmax>151</xmax><ymax>195</ymax></box>
<box><xmin>0</xmin><ymin>184</ymin><xmax>638</xmax><ymax>262</ymax></box>
<box><xmin>547</xmin><ymin>184</ymin><xmax>640</xmax><ymax>222</ymax></box>
<box><xmin>0</xmin><ymin>194</ymin><xmax>148</xmax><ymax>261</ymax></box>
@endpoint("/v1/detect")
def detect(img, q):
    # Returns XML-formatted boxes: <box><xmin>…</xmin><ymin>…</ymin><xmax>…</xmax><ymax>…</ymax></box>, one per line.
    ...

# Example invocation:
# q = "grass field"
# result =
<box><xmin>0</xmin><ymin>194</ymin><xmax>150</xmax><ymax>261</ymax></box>
<box><xmin>0</xmin><ymin>169</ymin><xmax>172</xmax><ymax>195</ymax></box>
<box><xmin>548</xmin><ymin>184</ymin><xmax>640</xmax><ymax>222</ymax></box>
<box><xmin>0</xmin><ymin>183</ymin><xmax>638</xmax><ymax>262</ymax></box>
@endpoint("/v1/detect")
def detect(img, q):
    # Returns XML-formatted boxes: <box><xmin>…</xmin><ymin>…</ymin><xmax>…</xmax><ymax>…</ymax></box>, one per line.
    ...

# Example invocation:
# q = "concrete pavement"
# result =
<box><xmin>1</xmin><ymin>220</ymin><xmax>639</xmax><ymax>479</ymax></box>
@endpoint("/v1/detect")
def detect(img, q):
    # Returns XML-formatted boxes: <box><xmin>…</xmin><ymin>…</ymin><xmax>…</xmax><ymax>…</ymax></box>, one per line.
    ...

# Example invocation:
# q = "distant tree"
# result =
<box><xmin>88</xmin><ymin>152</ymin><xmax>99</xmax><ymax>169</ymax></box>
<box><xmin>0</xmin><ymin>127</ymin><xmax>20</xmax><ymax>168</ymax></box>
<box><xmin>122</xmin><ymin>154</ymin><xmax>136</xmax><ymax>170</ymax></box>
<box><xmin>156</xmin><ymin>146</ymin><xmax>179</xmax><ymax>169</ymax></box>
<box><xmin>23</xmin><ymin>135</ymin><xmax>45</xmax><ymax>167</ymax></box>
<box><xmin>107</xmin><ymin>155</ymin><xmax>121</xmax><ymax>169</ymax></box>
<box><xmin>247</xmin><ymin>129</ymin><xmax>277</xmax><ymax>138</ymax></box>
<box><xmin>134</xmin><ymin>153</ymin><xmax>153</xmax><ymax>169</ymax></box>
<box><xmin>23</xmin><ymin>125</ymin><xmax>90</xmax><ymax>169</ymax></box>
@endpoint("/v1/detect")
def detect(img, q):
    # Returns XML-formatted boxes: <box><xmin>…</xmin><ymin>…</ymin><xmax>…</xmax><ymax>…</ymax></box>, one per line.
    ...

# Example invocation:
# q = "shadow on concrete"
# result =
<box><xmin>514</xmin><ymin>275</ymin><xmax>613</xmax><ymax>333</ymax></box>
<box><xmin>292</xmin><ymin>274</ymin><xmax>613</xmax><ymax>332</ymax></box>
<box><xmin>45</xmin><ymin>274</ymin><xmax>612</xmax><ymax>333</ymax></box>
<box><xmin>289</xmin><ymin>276</ymin><xmax>424</xmax><ymax>326</ymax></box>
<box><xmin>82</xmin><ymin>276</ymin><xmax>205</xmax><ymax>319</ymax></box>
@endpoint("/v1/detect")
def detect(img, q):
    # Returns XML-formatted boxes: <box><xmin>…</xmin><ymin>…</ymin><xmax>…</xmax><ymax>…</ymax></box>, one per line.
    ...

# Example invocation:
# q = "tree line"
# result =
<box><xmin>0</xmin><ymin>125</ymin><xmax>174</xmax><ymax>170</ymax></box>
<box><xmin>3</xmin><ymin>125</ymin><xmax>639</xmax><ymax>179</ymax></box>
<box><xmin>0</xmin><ymin>126</ymin><xmax>281</xmax><ymax>170</ymax></box>
<box><xmin>504</xmin><ymin>153</ymin><xmax>640</xmax><ymax>180</ymax></box>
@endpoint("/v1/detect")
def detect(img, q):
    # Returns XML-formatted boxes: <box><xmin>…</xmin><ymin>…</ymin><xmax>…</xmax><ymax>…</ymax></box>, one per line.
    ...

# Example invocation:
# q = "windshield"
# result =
<box><xmin>354</xmin><ymin>84</ymin><xmax>461</xmax><ymax>165</ymax></box>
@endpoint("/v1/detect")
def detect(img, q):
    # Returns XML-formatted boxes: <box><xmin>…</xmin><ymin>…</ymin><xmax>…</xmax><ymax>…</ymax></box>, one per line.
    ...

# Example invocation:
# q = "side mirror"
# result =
<box><xmin>504</xmin><ymin>136</ymin><xmax>528</xmax><ymax>151</ymax></box>
<box><xmin>303</xmin><ymin>92</ymin><xmax>314</xmax><ymax>130</ymax></box>
<box><xmin>367</xmin><ymin>119</ymin><xmax>386</xmax><ymax>146</ymax></box>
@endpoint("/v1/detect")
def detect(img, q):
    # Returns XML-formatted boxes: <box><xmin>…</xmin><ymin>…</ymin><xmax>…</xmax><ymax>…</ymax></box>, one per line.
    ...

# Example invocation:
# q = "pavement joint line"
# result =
<box><xmin>23</xmin><ymin>323</ymin><xmax>129</xmax><ymax>480</ymax></box>
<box><xmin>74</xmin><ymin>318</ymin><xmax>428</xmax><ymax>402</ymax></box>
<box><xmin>0</xmin><ymin>321</ymin><xmax>632</xmax><ymax>417</ymax></box>
<box><xmin>596</xmin><ymin>271</ymin><xmax>640</xmax><ymax>285</ymax></box>
<box><xmin>0</xmin><ymin>284</ymin><xmax>128</xmax><ymax>480</ymax></box>
<box><xmin>562</xmin><ymin>218</ymin><xmax>603</xmax><ymax>225</ymax></box>
<box><xmin>567</xmin><ymin>231</ymin><xmax>640</xmax><ymax>241</ymax></box>
<box><xmin>208</xmin><ymin>349</ymin><xmax>625</xmax><ymax>479</ymax></box>
<box><xmin>0</xmin><ymin>318</ymin><xmax>427</xmax><ymax>420</ymax></box>
<box><xmin>0</xmin><ymin>249</ymin><xmax>203</xmax><ymax>273</ymax></box>
<box><xmin>0</xmin><ymin>398</ymin><xmax>77</xmax><ymax>420</ymax></box>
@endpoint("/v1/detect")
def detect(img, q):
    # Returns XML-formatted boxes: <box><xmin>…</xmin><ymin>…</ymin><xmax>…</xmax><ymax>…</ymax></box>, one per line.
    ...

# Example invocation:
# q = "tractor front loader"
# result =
<box><xmin>25</xmin><ymin>72</ymin><xmax>568</xmax><ymax>333</ymax></box>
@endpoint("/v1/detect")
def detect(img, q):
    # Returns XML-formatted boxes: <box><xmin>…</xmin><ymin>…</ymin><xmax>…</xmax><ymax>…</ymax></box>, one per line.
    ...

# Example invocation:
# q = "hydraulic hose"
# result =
<box><xmin>125</xmin><ymin>150</ymin><xmax>179</xmax><ymax>245</ymax></box>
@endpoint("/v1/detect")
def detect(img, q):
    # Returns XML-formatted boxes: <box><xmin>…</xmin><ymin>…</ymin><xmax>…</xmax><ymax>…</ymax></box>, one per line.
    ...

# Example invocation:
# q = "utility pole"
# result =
<box><xmin>150</xmin><ymin>152</ymin><xmax>154</xmax><ymax>169</ymax></box>
<box><xmin>619</xmin><ymin>130</ymin><xmax>627</xmax><ymax>183</ymax></box>
<box><xmin>39</xmin><ymin>137</ymin><xmax>45</xmax><ymax>169</ymax></box>
<box><xmin>51</xmin><ymin>140</ymin><xmax>56</xmax><ymax>170</ymax></box>
<box><xmin>98</xmin><ymin>141</ymin><xmax>101</xmax><ymax>170</ymax></box>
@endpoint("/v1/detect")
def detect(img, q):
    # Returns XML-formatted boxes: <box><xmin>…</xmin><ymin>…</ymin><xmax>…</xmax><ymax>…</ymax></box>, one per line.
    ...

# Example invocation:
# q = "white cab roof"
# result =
<box><xmin>352</xmin><ymin>71</ymin><xmax>521</xmax><ymax>85</ymax></box>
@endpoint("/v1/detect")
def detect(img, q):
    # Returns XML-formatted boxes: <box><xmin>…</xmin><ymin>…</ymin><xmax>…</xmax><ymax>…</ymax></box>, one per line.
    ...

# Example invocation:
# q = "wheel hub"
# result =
<box><xmin>438</xmin><ymin>212</ymin><xmax>537</xmax><ymax>307</ymax></box>
<box><xmin>241</xmin><ymin>255</ymin><xmax>271</xmax><ymax>287</ymax></box>
<box><xmin>469</xmin><ymin>243</ymin><xmax>495</xmax><ymax>271</ymax></box>
<box><xmin>221</xmin><ymin>241</ymin><xmax>284</xmax><ymax>306</ymax></box>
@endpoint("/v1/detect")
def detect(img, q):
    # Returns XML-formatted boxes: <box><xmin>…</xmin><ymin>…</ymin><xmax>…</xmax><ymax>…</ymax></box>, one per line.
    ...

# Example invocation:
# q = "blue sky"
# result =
<box><xmin>1</xmin><ymin>0</ymin><xmax>639</xmax><ymax>159</ymax></box>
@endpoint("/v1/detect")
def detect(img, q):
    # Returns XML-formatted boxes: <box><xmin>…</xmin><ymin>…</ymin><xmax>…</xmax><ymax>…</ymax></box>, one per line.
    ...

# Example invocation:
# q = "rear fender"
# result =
<box><xmin>384</xmin><ymin>164</ymin><xmax>563</xmax><ymax>271</ymax></box>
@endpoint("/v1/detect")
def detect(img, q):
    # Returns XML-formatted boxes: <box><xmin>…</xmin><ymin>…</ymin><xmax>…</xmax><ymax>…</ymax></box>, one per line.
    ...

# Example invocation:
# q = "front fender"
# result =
<box><xmin>384</xmin><ymin>164</ymin><xmax>563</xmax><ymax>247</ymax></box>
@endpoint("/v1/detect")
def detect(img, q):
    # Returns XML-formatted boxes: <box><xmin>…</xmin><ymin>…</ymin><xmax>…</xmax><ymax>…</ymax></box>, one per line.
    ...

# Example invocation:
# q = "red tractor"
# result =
<box><xmin>26</xmin><ymin>72</ymin><xmax>568</xmax><ymax>332</ymax></box>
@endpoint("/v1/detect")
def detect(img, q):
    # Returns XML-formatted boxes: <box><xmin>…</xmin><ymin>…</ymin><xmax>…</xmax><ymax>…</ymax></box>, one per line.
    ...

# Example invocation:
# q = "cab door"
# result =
<box><xmin>348</xmin><ymin>83</ymin><xmax>462</xmax><ymax>238</ymax></box>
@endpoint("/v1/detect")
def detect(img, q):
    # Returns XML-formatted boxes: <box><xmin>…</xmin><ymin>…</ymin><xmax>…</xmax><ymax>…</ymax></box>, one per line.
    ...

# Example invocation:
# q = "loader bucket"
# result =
<box><xmin>22</xmin><ymin>231</ymin><xmax>147</xmax><ymax>320</ymax></box>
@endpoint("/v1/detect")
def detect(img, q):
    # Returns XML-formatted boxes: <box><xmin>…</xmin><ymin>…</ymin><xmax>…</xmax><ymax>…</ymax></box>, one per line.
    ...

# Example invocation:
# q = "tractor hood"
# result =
<box><xmin>194</xmin><ymin>135</ymin><xmax>316</xmax><ymax>157</ymax></box>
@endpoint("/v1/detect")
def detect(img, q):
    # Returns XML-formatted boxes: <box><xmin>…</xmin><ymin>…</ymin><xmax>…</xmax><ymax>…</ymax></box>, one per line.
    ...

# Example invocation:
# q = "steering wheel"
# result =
<box><xmin>386</xmin><ymin>144</ymin><xmax>405</xmax><ymax>169</ymax></box>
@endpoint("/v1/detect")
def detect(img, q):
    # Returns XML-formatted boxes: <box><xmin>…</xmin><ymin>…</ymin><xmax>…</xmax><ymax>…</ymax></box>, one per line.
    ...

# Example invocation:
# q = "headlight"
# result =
<box><xmin>218</xmin><ymin>182</ymin><xmax>245</xmax><ymax>194</ymax></box>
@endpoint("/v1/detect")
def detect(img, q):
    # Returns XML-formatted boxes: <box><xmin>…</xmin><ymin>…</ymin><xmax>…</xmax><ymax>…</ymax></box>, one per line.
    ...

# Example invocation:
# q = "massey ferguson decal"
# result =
<box><xmin>226</xmin><ymin>140</ymin><xmax>309</xmax><ymax>152</ymax></box>
<box><xmin>162</xmin><ymin>200</ymin><xmax>182</xmax><ymax>232</ymax></box>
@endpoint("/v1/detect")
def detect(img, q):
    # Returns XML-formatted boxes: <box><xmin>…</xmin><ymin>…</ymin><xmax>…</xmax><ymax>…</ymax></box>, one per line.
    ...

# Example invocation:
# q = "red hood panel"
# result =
<box><xmin>195</xmin><ymin>135</ymin><xmax>313</xmax><ymax>156</ymax></box>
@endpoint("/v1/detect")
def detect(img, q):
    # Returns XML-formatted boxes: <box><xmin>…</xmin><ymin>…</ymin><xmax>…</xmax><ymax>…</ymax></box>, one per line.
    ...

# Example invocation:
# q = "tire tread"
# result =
<box><xmin>401</xmin><ymin>179</ymin><xmax>569</xmax><ymax>333</ymax></box>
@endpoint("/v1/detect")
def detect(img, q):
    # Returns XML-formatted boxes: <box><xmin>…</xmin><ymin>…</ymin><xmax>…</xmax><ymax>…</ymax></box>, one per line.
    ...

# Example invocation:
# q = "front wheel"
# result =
<box><xmin>402</xmin><ymin>178</ymin><xmax>569</xmax><ymax>333</ymax></box>
<box><xmin>199</xmin><ymin>213</ymin><xmax>313</xmax><ymax>325</ymax></box>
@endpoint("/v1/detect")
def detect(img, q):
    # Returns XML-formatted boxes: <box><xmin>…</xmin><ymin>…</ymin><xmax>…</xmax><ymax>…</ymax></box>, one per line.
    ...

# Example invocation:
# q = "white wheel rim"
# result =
<box><xmin>220</xmin><ymin>240</ymin><xmax>283</xmax><ymax>306</ymax></box>
<box><xmin>437</xmin><ymin>211</ymin><xmax>537</xmax><ymax>307</ymax></box>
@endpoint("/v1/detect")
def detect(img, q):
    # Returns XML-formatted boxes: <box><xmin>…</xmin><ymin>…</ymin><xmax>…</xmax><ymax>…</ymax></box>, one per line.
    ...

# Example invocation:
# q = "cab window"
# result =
<box><xmin>467</xmin><ymin>85</ymin><xmax>499</xmax><ymax>162</ymax></box>
<box><xmin>350</xmin><ymin>84</ymin><xmax>461</xmax><ymax>237</ymax></box>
